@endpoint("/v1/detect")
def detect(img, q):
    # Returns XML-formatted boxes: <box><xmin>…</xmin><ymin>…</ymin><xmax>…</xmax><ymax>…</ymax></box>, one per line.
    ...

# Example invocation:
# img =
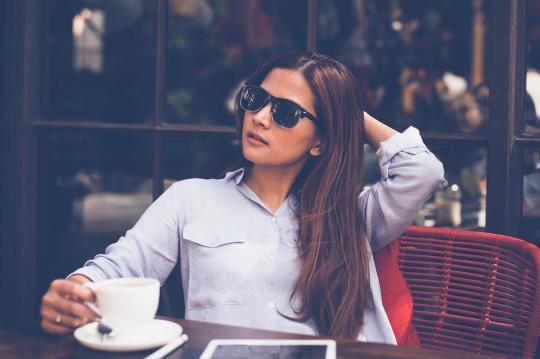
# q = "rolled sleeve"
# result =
<box><xmin>68</xmin><ymin>264</ymin><xmax>109</xmax><ymax>283</ymax></box>
<box><xmin>359</xmin><ymin>127</ymin><xmax>446</xmax><ymax>251</ymax></box>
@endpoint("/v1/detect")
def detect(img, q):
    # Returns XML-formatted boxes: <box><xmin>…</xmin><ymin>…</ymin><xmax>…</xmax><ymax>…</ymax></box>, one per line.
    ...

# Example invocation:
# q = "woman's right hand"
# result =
<box><xmin>40</xmin><ymin>275</ymin><xmax>99</xmax><ymax>334</ymax></box>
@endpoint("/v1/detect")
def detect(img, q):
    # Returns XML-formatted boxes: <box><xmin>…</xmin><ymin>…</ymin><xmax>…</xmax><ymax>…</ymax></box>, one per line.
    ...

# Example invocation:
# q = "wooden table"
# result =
<box><xmin>0</xmin><ymin>317</ymin><xmax>493</xmax><ymax>358</ymax></box>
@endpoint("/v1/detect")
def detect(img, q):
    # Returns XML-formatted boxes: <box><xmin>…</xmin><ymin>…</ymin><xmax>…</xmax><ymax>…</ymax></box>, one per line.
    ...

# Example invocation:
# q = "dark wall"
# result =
<box><xmin>1</xmin><ymin>0</ymin><xmax>8</xmax><ymax>329</ymax></box>
<box><xmin>0</xmin><ymin>0</ymin><xmax>40</xmax><ymax>330</ymax></box>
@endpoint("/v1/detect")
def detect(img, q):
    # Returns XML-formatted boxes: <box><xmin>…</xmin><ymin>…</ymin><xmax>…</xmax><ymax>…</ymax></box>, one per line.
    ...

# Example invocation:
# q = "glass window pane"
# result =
<box><xmin>526</xmin><ymin>0</ymin><xmax>540</xmax><ymax>134</ymax></box>
<box><xmin>165</xmin><ymin>0</ymin><xmax>307</xmax><ymax>125</ymax></box>
<box><xmin>42</xmin><ymin>0</ymin><xmax>156</xmax><ymax>123</ymax></box>
<box><xmin>522</xmin><ymin>147</ymin><xmax>540</xmax><ymax>245</ymax></box>
<box><xmin>162</xmin><ymin>133</ymin><xmax>241</xmax><ymax>188</ymax></box>
<box><xmin>320</xmin><ymin>0</ymin><xmax>489</xmax><ymax>133</ymax></box>
<box><xmin>363</xmin><ymin>145</ymin><xmax>487</xmax><ymax>230</ymax></box>
<box><xmin>428</xmin><ymin>146</ymin><xmax>486</xmax><ymax>229</ymax></box>
<box><xmin>36</xmin><ymin>130</ymin><xmax>153</xmax><ymax>294</ymax></box>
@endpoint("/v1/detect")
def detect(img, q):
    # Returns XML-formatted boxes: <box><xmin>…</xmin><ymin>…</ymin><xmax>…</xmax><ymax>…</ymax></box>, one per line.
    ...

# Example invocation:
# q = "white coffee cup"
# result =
<box><xmin>84</xmin><ymin>277</ymin><xmax>160</xmax><ymax>335</ymax></box>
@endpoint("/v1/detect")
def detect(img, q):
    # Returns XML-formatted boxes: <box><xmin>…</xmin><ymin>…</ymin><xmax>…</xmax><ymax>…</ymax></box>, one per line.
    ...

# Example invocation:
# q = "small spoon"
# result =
<box><xmin>83</xmin><ymin>299</ymin><xmax>115</xmax><ymax>341</ymax></box>
<box><xmin>96</xmin><ymin>320</ymin><xmax>115</xmax><ymax>341</ymax></box>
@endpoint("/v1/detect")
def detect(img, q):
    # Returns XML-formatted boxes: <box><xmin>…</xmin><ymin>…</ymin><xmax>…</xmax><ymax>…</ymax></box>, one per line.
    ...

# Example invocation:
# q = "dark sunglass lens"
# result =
<box><xmin>272</xmin><ymin>100</ymin><xmax>300</xmax><ymax>128</ymax></box>
<box><xmin>240</xmin><ymin>86</ymin><xmax>267</xmax><ymax>111</ymax></box>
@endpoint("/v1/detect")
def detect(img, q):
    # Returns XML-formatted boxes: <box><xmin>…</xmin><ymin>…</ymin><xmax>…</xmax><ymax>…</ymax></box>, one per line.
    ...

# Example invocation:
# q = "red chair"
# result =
<box><xmin>397</xmin><ymin>226</ymin><xmax>540</xmax><ymax>358</ymax></box>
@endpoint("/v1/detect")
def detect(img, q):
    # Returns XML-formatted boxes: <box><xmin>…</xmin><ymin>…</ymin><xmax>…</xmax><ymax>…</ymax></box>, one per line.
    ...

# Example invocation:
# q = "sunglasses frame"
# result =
<box><xmin>239</xmin><ymin>85</ymin><xmax>321</xmax><ymax>129</ymax></box>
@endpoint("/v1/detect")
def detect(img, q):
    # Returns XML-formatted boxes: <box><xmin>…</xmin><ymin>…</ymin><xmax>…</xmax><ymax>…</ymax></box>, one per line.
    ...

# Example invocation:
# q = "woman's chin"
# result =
<box><xmin>243</xmin><ymin>153</ymin><xmax>275</xmax><ymax>167</ymax></box>
<box><xmin>242</xmin><ymin>146</ymin><xmax>308</xmax><ymax>169</ymax></box>
<box><xmin>242</xmin><ymin>147</ymin><xmax>267</xmax><ymax>164</ymax></box>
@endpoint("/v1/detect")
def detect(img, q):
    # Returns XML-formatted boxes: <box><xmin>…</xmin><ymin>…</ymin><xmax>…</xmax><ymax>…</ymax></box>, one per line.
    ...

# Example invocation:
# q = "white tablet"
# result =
<box><xmin>199</xmin><ymin>339</ymin><xmax>336</xmax><ymax>359</ymax></box>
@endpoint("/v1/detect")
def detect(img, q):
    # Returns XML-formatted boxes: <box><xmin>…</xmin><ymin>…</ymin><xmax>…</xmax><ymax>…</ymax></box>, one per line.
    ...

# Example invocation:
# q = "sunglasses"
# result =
<box><xmin>238</xmin><ymin>85</ymin><xmax>321</xmax><ymax>129</ymax></box>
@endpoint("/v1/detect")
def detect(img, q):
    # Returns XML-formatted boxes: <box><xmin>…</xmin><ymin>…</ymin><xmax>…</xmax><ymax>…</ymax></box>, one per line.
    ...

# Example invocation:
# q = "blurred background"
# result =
<box><xmin>1</xmin><ymin>0</ymin><xmax>539</xmax><ymax>329</ymax></box>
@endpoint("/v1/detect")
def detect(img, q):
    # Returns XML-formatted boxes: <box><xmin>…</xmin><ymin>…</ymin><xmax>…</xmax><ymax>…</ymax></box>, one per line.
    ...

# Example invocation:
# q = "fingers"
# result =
<box><xmin>41</xmin><ymin>306</ymin><xmax>88</xmax><ymax>330</ymax></box>
<box><xmin>40</xmin><ymin>303</ymin><xmax>83</xmax><ymax>335</ymax></box>
<box><xmin>50</xmin><ymin>279</ymin><xmax>95</xmax><ymax>303</ymax></box>
<box><xmin>41</xmin><ymin>319</ymin><xmax>72</xmax><ymax>335</ymax></box>
<box><xmin>42</xmin><ymin>290</ymin><xmax>98</xmax><ymax>323</ymax></box>
<box><xmin>40</xmin><ymin>279</ymin><xmax>100</xmax><ymax>335</ymax></box>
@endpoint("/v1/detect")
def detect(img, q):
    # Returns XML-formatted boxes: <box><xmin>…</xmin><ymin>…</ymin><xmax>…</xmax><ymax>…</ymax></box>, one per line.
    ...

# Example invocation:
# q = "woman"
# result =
<box><xmin>40</xmin><ymin>52</ymin><xmax>445</xmax><ymax>343</ymax></box>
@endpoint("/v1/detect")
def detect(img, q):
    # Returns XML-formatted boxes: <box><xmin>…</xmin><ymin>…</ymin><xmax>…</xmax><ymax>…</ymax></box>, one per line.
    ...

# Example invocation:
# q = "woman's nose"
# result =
<box><xmin>252</xmin><ymin>102</ymin><xmax>272</xmax><ymax>129</ymax></box>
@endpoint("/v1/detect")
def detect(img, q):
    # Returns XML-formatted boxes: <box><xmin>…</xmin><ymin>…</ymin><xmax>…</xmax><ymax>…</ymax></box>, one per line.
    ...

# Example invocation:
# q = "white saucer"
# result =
<box><xmin>74</xmin><ymin>319</ymin><xmax>183</xmax><ymax>352</ymax></box>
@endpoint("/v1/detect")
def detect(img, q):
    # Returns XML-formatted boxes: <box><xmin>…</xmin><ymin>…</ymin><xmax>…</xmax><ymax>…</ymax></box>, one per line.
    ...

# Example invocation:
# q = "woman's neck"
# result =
<box><xmin>244</xmin><ymin>165</ymin><xmax>301</xmax><ymax>214</ymax></box>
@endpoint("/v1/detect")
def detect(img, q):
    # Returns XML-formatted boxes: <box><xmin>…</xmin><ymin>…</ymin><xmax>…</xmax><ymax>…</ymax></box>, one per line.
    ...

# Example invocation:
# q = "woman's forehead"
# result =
<box><xmin>260</xmin><ymin>68</ymin><xmax>315</xmax><ymax>113</ymax></box>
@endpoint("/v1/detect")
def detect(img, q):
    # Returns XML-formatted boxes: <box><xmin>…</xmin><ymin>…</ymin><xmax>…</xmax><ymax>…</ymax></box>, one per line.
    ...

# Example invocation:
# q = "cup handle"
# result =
<box><xmin>82</xmin><ymin>282</ymin><xmax>102</xmax><ymax>317</ymax></box>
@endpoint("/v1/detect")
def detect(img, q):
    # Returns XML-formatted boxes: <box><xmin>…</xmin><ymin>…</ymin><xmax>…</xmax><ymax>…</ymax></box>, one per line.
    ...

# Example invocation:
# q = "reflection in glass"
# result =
<box><xmin>526</xmin><ymin>0</ymin><xmax>540</xmax><ymax>134</ymax></box>
<box><xmin>424</xmin><ymin>146</ymin><xmax>486</xmax><ymax>229</ymax></box>
<box><xmin>363</xmin><ymin>145</ymin><xmax>486</xmax><ymax>229</ymax></box>
<box><xmin>165</xmin><ymin>0</ymin><xmax>307</xmax><ymax>125</ymax></box>
<box><xmin>522</xmin><ymin>148</ymin><xmax>540</xmax><ymax>245</ymax></box>
<box><xmin>72</xmin><ymin>8</ymin><xmax>105</xmax><ymax>73</ymax></box>
<box><xmin>209</xmin><ymin>345</ymin><xmax>327</xmax><ymax>358</ymax></box>
<box><xmin>42</xmin><ymin>0</ymin><xmax>156</xmax><ymax>122</ymax></box>
<box><xmin>319</xmin><ymin>0</ymin><xmax>489</xmax><ymax>133</ymax></box>
<box><xmin>162</xmin><ymin>134</ymin><xmax>241</xmax><ymax>188</ymax></box>
<box><xmin>37</xmin><ymin>131</ymin><xmax>153</xmax><ymax>294</ymax></box>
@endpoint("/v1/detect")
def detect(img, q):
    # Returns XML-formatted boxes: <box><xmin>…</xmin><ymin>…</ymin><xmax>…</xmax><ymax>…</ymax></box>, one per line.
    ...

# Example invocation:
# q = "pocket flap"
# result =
<box><xmin>183</xmin><ymin>222</ymin><xmax>247</xmax><ymax>248</ymax></box>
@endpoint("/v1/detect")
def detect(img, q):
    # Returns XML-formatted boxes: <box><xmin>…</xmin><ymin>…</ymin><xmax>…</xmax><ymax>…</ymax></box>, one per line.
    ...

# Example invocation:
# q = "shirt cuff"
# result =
<box><xmin>67</xmin><ymin>266</ymin><xmax>108</xmax><ymax>283</ymax></box>
<box><xmin>376</xmin><ymin>126</ymin><xmax>427</xmax><ymax>165</ymax></box>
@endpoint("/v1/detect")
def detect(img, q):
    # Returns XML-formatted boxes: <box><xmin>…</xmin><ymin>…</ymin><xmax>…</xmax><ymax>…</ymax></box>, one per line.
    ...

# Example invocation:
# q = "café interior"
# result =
<box><xmin>1</xmin><ymin>0</ymin><xmax>540</xmax><ymax>358</ymax></box>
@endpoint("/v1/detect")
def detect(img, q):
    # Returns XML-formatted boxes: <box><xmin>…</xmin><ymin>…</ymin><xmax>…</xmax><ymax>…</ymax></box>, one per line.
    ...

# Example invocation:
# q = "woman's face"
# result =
<box><xmin>242</xmin><ymin>68</ymin><xmax>322</xmax><ymax>171</ymax></box>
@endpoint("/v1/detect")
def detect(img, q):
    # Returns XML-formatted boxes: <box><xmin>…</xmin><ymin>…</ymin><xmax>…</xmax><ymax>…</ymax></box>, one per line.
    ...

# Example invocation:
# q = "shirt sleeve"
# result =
<box><xmin>68</xmin><ymin>182</ymin><xmax>184</xmax><ymax>285</ymax></box>
<box><xmin>358</xmin><ymin>127</ymin><xmax>446</xmax><ymax>251</ymax></box>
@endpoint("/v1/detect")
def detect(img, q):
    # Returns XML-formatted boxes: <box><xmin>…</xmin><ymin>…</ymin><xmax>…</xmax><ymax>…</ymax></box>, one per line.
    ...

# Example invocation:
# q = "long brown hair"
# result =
<box><xmin>234</xmin><ymin>52</ymin><xmax>369</xmax><ymax>339</ymax></box>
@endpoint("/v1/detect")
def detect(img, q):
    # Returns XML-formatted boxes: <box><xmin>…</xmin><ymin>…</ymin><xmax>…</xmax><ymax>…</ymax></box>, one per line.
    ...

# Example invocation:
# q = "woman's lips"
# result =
<box><xmin>246</xmin><ymin>132</ymin><xmax>268</xmax><ymax>146</ymax></box>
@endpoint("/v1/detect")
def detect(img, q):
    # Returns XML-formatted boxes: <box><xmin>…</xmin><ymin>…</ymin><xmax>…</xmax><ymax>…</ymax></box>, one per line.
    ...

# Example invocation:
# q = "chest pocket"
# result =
<box><xmin>183</xmin><ymin>222</ymin><xmax>245</xmax><ymax>248</ymax></box>
<box><xmin>182</xmin><ymin>222</ymin><xmax>249</xmax><ymax>309</ymax></box>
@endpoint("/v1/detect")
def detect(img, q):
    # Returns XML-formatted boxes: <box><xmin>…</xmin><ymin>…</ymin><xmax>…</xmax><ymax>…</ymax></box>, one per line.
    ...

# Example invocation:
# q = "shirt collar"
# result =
<box><xmin>225</xmin><ymin>167</ymin><xmax>299</xmax><ymax>216</ymax></box>
<box><xmin>223</xmin><ymin>168</ymin><xmax>246</xmax><ymax>185</ymax></box>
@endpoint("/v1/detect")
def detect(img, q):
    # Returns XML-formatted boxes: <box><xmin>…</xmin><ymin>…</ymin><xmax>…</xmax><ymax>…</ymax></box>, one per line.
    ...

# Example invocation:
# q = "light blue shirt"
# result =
<box><xmin>71</xmin><ymin>126</ymin><xmax>445</xmax><ymax>344</ymax></box>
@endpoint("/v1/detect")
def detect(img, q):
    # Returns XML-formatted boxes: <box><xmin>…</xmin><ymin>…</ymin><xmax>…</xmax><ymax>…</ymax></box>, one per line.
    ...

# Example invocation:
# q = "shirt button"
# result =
<box><xmin>267</xmin><ymin>301</ymin><xmax>275</xmax><ymax>309</ymax></box>
<box><xmin>271</xmin><ymin>217</ymin><xmax>277</xmax><ymax>223</ymax></box>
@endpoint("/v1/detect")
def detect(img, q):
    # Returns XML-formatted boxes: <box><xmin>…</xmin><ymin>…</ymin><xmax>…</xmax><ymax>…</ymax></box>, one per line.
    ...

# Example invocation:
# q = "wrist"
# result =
<box><xmin>363</xmin><ymin>112</ymin><xmax>398</xmax><ymax>150</ymax></box>
<box><xmin>67</xmin><ymin>274</ymin><xmax>91</xmax><ymax>285</ymax></box>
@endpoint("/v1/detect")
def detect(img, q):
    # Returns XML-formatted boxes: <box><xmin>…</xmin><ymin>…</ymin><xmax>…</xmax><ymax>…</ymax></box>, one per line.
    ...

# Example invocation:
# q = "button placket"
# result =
<box><xmin>267</xmin><ymin>219</ymin><xmax>280</xmax><ymax>273</ymax></box>
<box><xmin>266</xmin><ymin>240</ymin><xmax>278</xmax><ymax>274</ymax></box>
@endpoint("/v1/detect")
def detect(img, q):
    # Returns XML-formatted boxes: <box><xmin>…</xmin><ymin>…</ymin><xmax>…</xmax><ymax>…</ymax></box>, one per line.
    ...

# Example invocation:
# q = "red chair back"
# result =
<box><xmin>398</xmin><ymin>226</ymin><xmax>540</xmax><ymax>358</ymax></box>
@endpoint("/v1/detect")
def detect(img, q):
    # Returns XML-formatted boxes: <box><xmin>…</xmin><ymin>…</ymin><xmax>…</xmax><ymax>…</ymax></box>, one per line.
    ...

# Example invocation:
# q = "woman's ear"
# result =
<box><xmin>310</xmin><ymin>139</ymin><xmax>324</xmax><ymax>157</ymax></box>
